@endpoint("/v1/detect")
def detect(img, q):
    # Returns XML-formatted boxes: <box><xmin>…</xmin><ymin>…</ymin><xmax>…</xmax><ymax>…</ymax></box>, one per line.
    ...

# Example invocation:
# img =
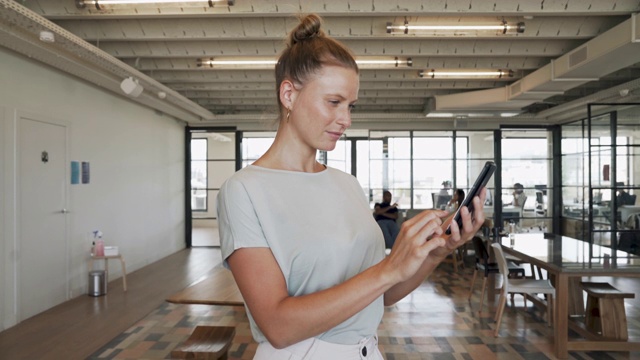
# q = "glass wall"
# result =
<box><xmin>211</xmin><ymin>129</ymin><xmax>559</xmax><ymax>233</ymax></box>
<box><xmin>560</xmin><ymin>104</ymin><xmax>640</xmax><ymax>260</ymax></box>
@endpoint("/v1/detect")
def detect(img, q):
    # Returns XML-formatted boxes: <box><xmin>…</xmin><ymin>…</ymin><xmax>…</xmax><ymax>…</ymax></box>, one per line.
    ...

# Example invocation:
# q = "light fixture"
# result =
<box><xmin>356</xmin><ymin>57</ymin><xmax>412</xmax><ymax>68</ymax></box>
<box><xmin>76</xmin><ymin>0</ymin><xmax>234</xmax><ymax>10</ymax></box>
<box><xmin>387</xmin><ymin>20</ymin><xmax>525</xmax><ymax>35</ymax></box>
<box><xmin>120</xmin><ymin>77</ymin><xmax>143</xmax><ymax>97</ymax></box>
<box><xmin>39</xmin><ymin>31</ymin><xmax>55</xmax><ymax>43</ymax></box>
<box><xmin>196</xmin><ymin>57</ymin><xmax>412</xmax><ymax>69</ymax></box>
<box><xmin>419</xmin><ymin>69</ymin><xmax>514</xmax><ymax>79</ymax></box>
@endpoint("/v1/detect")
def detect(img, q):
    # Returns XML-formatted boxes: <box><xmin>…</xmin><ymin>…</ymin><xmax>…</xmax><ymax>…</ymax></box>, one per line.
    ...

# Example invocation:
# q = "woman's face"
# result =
<box><xmin>286</xmin><ymin>65</ymin><xmax>359</xmax><ymax>151</ymax></box>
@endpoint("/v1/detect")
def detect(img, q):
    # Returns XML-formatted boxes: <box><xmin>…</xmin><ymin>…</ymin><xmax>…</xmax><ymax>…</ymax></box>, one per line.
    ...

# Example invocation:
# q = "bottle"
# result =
<box><xmin>93</xmin><ymin>230</ymin><xmax>105</xmax><ymax>257</ymax></box>
<box><xmin>95</xmin><ymin>238</ymin><xmax>104</xmax><ymax>257</ymax></box>
<box><xmin>91</xmin><ymin>241</ymin><xmax>95</xmax><ymax>256</ymax></box>
<box><xmin>509</xmin><ymin>220</ymin><xmax>516</xmax><ymax>246</ymax></box>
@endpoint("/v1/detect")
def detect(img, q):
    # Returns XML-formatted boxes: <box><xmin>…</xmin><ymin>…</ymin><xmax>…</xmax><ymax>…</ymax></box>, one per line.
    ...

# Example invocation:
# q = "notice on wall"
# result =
<box><xmin>71</xmin><ymin>161</ymin><xmax>80</xmax><ymax>185</ymax></box>
<box><xmin>82</xmin><ymin>161</ymin><xmax>90</xmax><ymax>184</ymax></box>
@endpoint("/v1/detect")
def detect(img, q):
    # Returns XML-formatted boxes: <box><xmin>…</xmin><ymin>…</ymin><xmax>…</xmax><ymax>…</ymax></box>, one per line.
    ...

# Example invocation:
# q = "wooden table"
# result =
<box><xmin>500</xmin><ymin>233</ymin><xmax>640</xmax><ymax>359</ymax></box>
<box><xmin>166</xmin><ymin>266</ymin><xmax>244</xmax><ymax>306</ymax></box>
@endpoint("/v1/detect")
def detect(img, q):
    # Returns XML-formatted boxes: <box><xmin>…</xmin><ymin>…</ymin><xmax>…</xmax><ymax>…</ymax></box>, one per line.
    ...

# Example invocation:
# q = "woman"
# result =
<box><xmin>217</xmin><ymin>14</ymin><xmax>486</xmax><ymax>359</ymax></box>
<box><xmin>448</xmin><ymin>188</ymin><xmax>466</xmax><ymax>210</ymax></box>
<box><xmin>511</xmin><ymin>183</ymin><xmax>526</xmax><ymax>207</ymax></box>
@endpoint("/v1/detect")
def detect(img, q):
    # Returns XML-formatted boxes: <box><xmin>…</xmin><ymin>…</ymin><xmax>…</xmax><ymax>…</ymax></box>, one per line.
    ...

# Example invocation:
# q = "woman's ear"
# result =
<box><xmin>279</xmin><ymin>79</ymin><xmax>296</xmax><ymax>110</ymax></box>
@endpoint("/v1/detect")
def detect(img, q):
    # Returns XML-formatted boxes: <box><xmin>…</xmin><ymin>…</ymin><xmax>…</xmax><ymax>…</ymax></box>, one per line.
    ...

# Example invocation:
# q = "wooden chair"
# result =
<box><xmin>440</xmin><ymin>247</ymin><xmax>465</xmax><ymax>272</ymax></box>
<box><xmin>491</xmin><ymin>243</ymin><xmax>555</xmax><ymax>337</ymax></box>
<box><xmin>171</xmin><ymin>326</ymin><xmax>235</xmax><ymax>360</ymax></box>
<box><xmin>468</xmin><ymin>237</ymin><xmax>525</xmax><ymax>313</ymax></box>
<box><xmin>581</xmin><ymin>282</ymin><xmax>635</xmax><ymax>341</ymax></box>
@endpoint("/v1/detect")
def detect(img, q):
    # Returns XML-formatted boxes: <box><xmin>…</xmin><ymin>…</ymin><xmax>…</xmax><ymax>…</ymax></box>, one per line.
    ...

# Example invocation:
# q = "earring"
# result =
<box><xmin>286</xmin><ymin>108</ymin><xmax>291</xmax><ymax>122</ymax></box>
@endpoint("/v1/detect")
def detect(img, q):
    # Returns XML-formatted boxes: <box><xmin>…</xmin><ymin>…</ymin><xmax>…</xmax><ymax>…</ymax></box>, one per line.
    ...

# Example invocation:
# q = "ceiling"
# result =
<box><xmin>2</xmin><ymin>0</ymin><xmax>640</xmax><ymax>127</ymax></box>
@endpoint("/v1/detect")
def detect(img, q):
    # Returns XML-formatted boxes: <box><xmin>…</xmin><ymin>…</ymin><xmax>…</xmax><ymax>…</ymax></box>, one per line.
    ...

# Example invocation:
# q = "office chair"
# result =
<box><xmin>533</xmin><ymin>190</ymin><xmax>546</xmax><ymax>231</ymax></box>
<box><xmin>491</xmin><ymin>243</ymin><xmax>555</xmax><ymax>337</ymax></box>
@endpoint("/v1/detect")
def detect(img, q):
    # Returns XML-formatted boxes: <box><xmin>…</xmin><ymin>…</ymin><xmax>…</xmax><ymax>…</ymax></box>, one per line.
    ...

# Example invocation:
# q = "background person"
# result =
<box><xmin>374</xmin><ymin>190</ymin><xmax>400</xmax><ymax>249</ymax></box>
<box><xmin>508</xmin><ymin>183</ymin><xmax>527</xmax><ymax>208</ymax></box>
<box><xmin>448</xmin><ymin>189</ymin><xmax>465</xmax><ymax>211</ymax></box>
<box><xmin>217</xmin><ymin>13</ymin><xmax>486</xmax><ymax>360</ymax></box>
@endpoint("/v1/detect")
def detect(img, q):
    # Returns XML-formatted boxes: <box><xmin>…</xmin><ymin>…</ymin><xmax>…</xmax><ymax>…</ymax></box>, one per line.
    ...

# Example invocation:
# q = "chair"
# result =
<box><xmin>533</xmin><ymin>191</ymin><xmax>547</xmax><ymax>230</ymax></box>
<box><xmin>624</xmin><ymin>212</ymin><xmax>640</xmax><ymax>230</ymax></box>
<box><xmin>503</xmin><ymin>196</ymin><xmax>526</xmax><ymax>226</ymax></box>
<box><xmin>433</xmin><ymin>193</ymin><xmax>452</xmax><ymax>209</ymax></box>
<box><xmin>467</xmin><ymin>237</ymin><xmax>525</xmax><ymax>313</ymax></box>
<box><xmin>491</xmin><ymin>243</ymin><xmax>555</xmax><ymax>337</ymax></box>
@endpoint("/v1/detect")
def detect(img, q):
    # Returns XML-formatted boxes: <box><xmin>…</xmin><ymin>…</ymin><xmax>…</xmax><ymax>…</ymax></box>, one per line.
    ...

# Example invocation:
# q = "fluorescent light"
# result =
<box><xmin>419</xmin><ymin>69</ymin><xmax>514</xmax><ymax>79</ymax></box>
<box><xmin>356</xmin><ymin>57</ymin><xmax>412</xmax><ymax>68</ymax></box>
<box><xmin>197</xmin><ymin>57</ymin><xmax>413</xmax><ymax>69</ymax></box>
<box><xmin>201</xmin><ymin>59</ymin><xmax>277</xmax><ymax>66</ymax></box>
<box><xmin>76</xmin><ymin>0</ymin><xmax>234</xmax><ymax>9</ymax></box>
<box><xmin>387</xmin><ymin>20</ymin><xmax>525</xmax><ymax>35</ymax></box>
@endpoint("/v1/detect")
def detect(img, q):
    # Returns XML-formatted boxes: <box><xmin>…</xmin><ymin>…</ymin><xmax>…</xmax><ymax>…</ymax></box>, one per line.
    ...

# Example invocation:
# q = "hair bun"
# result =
<box><xmin>290</xmin><ymin>14</ymin><xmax>324</xmax><ymax>45</ymax></box>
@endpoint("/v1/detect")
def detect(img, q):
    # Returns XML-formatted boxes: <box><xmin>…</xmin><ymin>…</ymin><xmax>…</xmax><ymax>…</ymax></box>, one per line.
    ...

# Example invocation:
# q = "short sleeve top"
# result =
<box><xmin>216</xmin><ymin>165</ymin><xmax>385</xmax><ymax>345</ymax></box>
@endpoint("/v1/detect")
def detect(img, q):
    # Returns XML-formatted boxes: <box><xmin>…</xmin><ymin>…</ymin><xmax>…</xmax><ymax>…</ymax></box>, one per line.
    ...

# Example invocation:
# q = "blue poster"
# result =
<box><xmin>71</xmin><ymin>161</ymin><xmax>80</xmax><ymax>185</ymax></box>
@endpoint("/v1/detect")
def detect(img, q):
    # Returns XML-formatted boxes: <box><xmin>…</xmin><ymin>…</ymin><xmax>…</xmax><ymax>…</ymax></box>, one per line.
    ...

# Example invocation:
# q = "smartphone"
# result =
<box><xmin>444</xmin><ymin>161</ymin><xmax>496</xmax><ymax>235</ymax></box>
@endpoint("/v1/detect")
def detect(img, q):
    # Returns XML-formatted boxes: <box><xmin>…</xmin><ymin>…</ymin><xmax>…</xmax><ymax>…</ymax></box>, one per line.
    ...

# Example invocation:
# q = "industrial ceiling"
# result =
<box><xmin>2</xmin><ymin>0</ymin><xmax>640</xmax><ymax>127</ymax></box>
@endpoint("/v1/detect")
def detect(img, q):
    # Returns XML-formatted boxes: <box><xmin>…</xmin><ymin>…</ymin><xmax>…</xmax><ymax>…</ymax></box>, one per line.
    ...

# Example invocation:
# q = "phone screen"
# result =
<box><xmin>444</xmin><ymin>161</ymin><xmax>496</xmax><ymax>235</ymax></box>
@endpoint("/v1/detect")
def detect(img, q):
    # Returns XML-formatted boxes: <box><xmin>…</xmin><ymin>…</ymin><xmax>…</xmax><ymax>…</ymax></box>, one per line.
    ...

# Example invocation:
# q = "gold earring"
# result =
<box><xmin>286</xmin><ymin>108</ymin><xmax>291</xmax><ymax>122</ymax></box>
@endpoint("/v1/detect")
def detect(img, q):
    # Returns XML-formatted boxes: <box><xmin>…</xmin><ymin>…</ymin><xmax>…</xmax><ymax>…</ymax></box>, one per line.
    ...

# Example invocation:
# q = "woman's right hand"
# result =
<box><xmin>381</xmin><ymin>209</ymin><xmax>449</xmax><ymax>283</ymax></box>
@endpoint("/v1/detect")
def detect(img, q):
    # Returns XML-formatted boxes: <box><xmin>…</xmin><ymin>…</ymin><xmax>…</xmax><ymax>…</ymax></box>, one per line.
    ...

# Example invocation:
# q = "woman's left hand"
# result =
<box><xmin>432</xmin><ymin>188</ymin><xmax>487</xmax><ymax>257</ymax></box>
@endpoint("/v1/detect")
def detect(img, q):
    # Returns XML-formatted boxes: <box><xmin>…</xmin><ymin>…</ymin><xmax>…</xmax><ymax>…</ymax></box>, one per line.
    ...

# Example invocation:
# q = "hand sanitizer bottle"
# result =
<box><xmin>93</xmin><ymin>230</ymin><xmax>105</xmax><ymax>257</ymax></box>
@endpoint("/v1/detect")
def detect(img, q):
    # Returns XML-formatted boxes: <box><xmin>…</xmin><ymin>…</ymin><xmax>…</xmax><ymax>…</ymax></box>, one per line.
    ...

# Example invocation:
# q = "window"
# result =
<box><xmin>501</xmin><ymin>130</ymin><xmax>552</xmax><ymax>232</ymax></box>
<box><xmin>242</xmin><ymin>132</ymin><xmax>276</xmax><ymax>168</ymax></box>
<box><xmin>326</xmin><ymin>139</ymin><xmax>352</xmax><ymax>173</ymax></box>
<box><xmin>190</xmin><ymin>138</ymin><xmax>208</xmax><ymax>211</ymax></box>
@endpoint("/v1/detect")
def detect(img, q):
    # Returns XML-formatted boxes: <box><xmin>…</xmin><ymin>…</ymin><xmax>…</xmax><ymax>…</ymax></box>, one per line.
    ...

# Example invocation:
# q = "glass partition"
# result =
<box><xmin>560</xmin><ymin>104</ymin><xmax>639</xmax><ymax>262</ymax></box>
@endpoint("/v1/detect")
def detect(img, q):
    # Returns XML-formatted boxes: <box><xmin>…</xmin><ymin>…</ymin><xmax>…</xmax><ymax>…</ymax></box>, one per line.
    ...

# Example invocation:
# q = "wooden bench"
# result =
<box><xmin>171</xmin><ymin>326</ymin><xmax>236</xmax><ymax>360</ymax></box>
<box><xmin>581</xmin><ymin>282</ymin><xmax>635</xmax><ymax>341</ymax></box>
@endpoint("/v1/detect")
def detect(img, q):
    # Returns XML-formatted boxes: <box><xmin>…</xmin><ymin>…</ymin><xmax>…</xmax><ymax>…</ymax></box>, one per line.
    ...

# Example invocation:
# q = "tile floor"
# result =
<box><xmin>88</xmin><ymin>260</ymin><xmax>640</xmax><ymax>360</ymax></box>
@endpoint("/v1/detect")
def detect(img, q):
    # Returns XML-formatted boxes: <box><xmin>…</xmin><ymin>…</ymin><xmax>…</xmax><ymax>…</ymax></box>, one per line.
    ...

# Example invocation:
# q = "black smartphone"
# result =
<box><xmin>444</xmin><ymin>161</ymin><xmax>496</xmax><ymax>235</ymax></box>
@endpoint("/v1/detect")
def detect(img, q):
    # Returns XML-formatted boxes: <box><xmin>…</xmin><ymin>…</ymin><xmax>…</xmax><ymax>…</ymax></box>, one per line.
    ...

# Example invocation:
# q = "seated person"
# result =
<box><xmin>374</xmin><ymin>190</ymin><xmax>400</xmax><ymax>249</ymax></box>
<box><xmin>504</xmin><ymin>183</ymin><xmax>526</xmax><ymax>226</ymax></box>
<box><xmin>609</xmin><ymin>182</ymin><xmax>637</xmax><ymax>226</ymax></box>
<box><xmin>506</xmin><ymin>183</ymin><xmax>526</xmax><ymax>208</ymax></box>
<box><xmin>616</xmin><ymin>182</ymin><xmax>635</xmax><ymax>206</ymax></box>
<box><xmin>448</xmin><ymin>188</ymin><xmax>465</xmax><ymax>211</ymax></box>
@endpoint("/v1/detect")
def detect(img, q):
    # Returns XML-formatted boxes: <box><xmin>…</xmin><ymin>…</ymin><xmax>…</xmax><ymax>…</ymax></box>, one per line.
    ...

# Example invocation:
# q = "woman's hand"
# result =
<box><xmin>381</xmin><ymin>209</ymin><xmax>448</xmax><ymax>283</ymax></box>
<box><xmin>431</xmin><ymin>187</ymin><xmax>487</xmax><ymax>259</ymax></box>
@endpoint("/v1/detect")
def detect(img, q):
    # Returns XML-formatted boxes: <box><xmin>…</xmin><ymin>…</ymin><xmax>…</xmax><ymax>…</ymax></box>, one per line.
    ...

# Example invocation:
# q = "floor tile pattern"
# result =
<box><xmin>88</xmin><ymin>259</ymin><xmax>640</xmax><ymax>360</ymax></box>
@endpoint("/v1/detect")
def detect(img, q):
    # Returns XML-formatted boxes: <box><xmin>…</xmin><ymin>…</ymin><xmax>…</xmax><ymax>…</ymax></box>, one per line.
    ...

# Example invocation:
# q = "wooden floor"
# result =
<box><xmin>2</xmin><ymin>246</ymin><xmax>640</xmax><ymax>360</ymax></box>
<box><xmin>0</xmin><ymin>247</ymin><xmax>222</xmax><ymax>360</ymax></box>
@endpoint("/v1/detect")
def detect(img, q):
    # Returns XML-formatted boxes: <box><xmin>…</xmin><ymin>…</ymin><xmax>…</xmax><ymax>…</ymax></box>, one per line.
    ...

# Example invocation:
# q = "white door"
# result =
<box><xmin>18</xmin><ymin>116</ymin><xmax>67</xmax><ymax>321</ymax></box>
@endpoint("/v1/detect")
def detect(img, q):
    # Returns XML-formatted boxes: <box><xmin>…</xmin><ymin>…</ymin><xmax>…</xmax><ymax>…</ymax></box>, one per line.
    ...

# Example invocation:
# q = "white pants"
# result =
<box><xmin>254</xmin><ymin>335</ymin><xmax>383</xmax><ymax>360</ymax></box>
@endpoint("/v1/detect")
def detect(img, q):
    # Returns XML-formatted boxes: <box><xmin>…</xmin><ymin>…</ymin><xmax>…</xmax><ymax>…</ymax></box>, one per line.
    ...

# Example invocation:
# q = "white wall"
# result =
<box><xmin>0</xmin><ymin>47</ymin><xmax>186</xmax><ymax>330</ymax></box>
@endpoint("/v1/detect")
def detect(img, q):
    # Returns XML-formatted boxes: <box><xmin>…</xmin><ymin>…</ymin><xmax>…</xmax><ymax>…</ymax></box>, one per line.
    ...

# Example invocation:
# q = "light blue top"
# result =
<box><xmin>217</xmin><ymin>165</ymin><xmax>385</xmax><ymax>345</ymax></box>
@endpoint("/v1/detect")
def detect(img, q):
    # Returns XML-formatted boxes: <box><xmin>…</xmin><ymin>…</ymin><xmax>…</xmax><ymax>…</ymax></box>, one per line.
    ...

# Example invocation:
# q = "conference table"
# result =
<box><xmin>499</xmin><ymin>233</ymin><xmax>640</xmax><ymax>359</ymax></box>
<box><xmin>166</xmin><ymin>266</ymin><xmax>244</xmax><ymax>306</ymax></box>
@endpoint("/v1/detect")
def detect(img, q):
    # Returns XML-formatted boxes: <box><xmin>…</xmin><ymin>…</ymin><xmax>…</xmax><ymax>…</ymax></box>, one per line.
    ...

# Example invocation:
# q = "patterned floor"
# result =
<box><xmin>88</xmin><ymin>259</ymin><xmax>640</xmax><ymax>360</ymax></box>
